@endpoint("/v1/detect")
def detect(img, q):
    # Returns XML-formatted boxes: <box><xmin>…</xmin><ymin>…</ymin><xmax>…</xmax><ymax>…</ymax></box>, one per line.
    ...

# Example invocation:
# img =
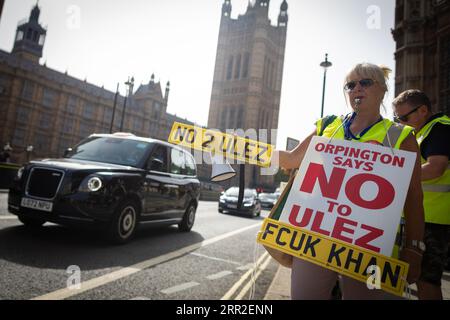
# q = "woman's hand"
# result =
<box><xmin>399</xmin><ymin>134</ymin><xmax>425</xmax><ymax>285</ymax></box>
<box><xmin>399</xmin><ymin>247</ymin><xmax>423</xmax><ymax>284</ymax></box>
<box><xmin>263</xmin><ymin>245</ymin><xmax>293</xmax><ymax>268</ymax></box>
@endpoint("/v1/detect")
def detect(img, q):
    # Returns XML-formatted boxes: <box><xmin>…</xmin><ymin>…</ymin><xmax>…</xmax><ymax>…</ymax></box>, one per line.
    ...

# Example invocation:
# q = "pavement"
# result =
<box><xmin>263</xmin><ymin>260</ymin><xmax>450</xmax><ymax>300</ymax></box>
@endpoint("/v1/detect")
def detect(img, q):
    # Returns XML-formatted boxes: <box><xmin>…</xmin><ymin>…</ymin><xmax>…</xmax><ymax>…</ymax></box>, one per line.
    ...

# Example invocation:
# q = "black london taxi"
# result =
<box><xmin>8</xmin><ymin>133</ymin><xmax>201</xmax><ymax>243</ymax></box>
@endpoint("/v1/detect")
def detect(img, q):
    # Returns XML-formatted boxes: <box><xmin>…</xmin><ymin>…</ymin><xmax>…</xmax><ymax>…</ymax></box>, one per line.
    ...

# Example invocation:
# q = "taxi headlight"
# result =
<box><xmin>87</xmin><ymin>177</ymin><xmax>103</xmax><ymax>192</ymax></box>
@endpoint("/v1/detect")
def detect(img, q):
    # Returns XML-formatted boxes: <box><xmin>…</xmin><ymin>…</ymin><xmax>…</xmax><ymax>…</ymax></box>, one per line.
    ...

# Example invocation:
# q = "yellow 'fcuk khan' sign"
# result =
<box><xmin>257</xmin><ymin>218</ymin><xmax>409</xmax><ymax>297</ymax></box>
<box><xmin>168</xmin><ymin>122</ymin><xmax>273</xmax><ymax>167</ymax></box>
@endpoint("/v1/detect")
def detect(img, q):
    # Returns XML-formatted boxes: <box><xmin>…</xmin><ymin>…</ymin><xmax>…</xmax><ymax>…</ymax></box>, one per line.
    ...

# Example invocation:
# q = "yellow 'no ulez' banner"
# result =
<box><xmin>168</xmin><ymin>122</ymin><xmax>273</xmax><ymax>167</ymax></box>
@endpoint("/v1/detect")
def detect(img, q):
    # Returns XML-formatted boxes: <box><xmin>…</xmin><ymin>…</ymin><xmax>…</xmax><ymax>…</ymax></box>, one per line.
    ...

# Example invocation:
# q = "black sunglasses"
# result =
<box><xmin>394</xmin><ymin>105</ymin><xmax>423</xmax><ymax>122</ymax></box>
<box><xmin>344</xmin><ymin>79</ymin><xmax>375</xmax><ymax>92</ymax></box>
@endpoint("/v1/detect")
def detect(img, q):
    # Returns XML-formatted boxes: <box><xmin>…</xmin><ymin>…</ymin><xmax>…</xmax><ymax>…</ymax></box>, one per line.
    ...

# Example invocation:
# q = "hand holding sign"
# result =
<box><xmin>258</xmin><ymin>136</ymin><xmax>418</xmax><ymax>297</ymax></box>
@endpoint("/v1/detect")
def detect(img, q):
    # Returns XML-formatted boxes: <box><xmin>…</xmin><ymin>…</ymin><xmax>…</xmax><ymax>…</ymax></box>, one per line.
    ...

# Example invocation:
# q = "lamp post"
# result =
<box><xmin>110</xmin><ymin>83</ymin><xmax>119</xmax><ymax>133</ymax></box>
<box><xmin>26</xmin><ymin>145</ymin><xmax>33</xmax><ymax>162</ymax></box>
<box><xmin>119</xmin><ymin>76</ymin><xmax>135</xmax><ymax>132</ymax></box>
<box><xmin>320</xmin><ymin>53</ymin><xmax>332</xmax><ymax>118</ymax></box>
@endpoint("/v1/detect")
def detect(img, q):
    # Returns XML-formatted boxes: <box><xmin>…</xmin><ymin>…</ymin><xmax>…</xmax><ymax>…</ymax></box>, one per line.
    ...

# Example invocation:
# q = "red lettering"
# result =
<box><xmin>300</xmin><ymin>163</ymin><xmax>346</xmax><ymax>200</ymax></box>
<box><xmin>331</xmin><ymin>217</ymin><xmax>357</xmax><ymax>243</ymax></box>
<box><xmin>310</xmin><ymin>211</ymin><xmax>330</xmax><ymax>236</ymax></box>
<box><xmin>354</xmin><ymin>159</ymin><xmax>365</xmax><ymax>169</ymax></box>
<box><xmin>325</xmin><ymin>144</ymin><xmax>335</xmax><ymax>153</ymax></box>
<box><xmin>363</xmin><ymin>162</ymin><xmax>374</xmax><ymax>171</ymax></box>
<box><xmin>315</xmin><ymin>143</ymin><xmax>325</xmax><ymax>152</ymax></box>
<box><xmin>288</xmin><ymin>204</ymin><xmax>313</xmax><ymax>228</ymax></box>
<box><xmin>335</xmin><ymin>145</ymin><xmax>345</xmax><ymax>154</ymax></box>
<box><xmin>345</xmin><ymin>173</ymin><xmax>395</xmax><ymax>209</ymax></box>
<box><xmin>392</xmin><ymin>156</ymin><xmax>405</xmax><ymax>168</ymax></box>
<box><xmin>333</xmin><ymin>156</ymin><xmax>343</xmax><ymax>166</ymax></box>
<box><xmin>342</xmin><ymin>158</ymin><xmax>353</xmax><ymax>168</ymax></box>
<box><xmin>354</xmin><ymin>224</ymin><xmax>384</xmax><ymax>253</ymax></box>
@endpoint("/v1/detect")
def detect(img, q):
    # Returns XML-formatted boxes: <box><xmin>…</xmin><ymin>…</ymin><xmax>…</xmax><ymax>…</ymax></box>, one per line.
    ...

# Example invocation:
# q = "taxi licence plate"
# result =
<box><xmin>21</xmin><ymin>197</ymin><xmax>53</xmax><ymax>212</ymax></box>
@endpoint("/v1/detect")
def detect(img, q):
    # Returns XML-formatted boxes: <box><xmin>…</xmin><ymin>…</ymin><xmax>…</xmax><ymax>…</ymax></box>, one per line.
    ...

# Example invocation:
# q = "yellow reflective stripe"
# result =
<box><xmin>422</xmin><ymin>184</ymin><xmax>450</xmax><ymax>193</ymax></box>
<box><xmin>317</xmin><ymin>116</ymin><xmax>410</xmax><ymax>150</ymax></box>
<box><xmin>382</xmin><ymin>123</ymin><xmax>402</xmax><ymax>148</ymax></box>
<box><xmin>417</xmin><ymin>116</ymin><xmax>450</xmax><ymax>145</ymax></box>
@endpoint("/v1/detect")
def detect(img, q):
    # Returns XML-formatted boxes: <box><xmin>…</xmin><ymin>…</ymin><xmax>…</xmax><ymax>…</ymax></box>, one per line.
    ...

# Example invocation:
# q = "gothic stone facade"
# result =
<box><xmin>0</xmin><ymin>4</ymin><xmax>209</xmax><ymax>182</ymax></box>
<box><xmin>392</xmin><ymin>0</ymin><xmax>450</xmax><ymax>114</ymax></box>
<box><xmin>207</xmin><ymin>0</ymin><xmax>288</xmax><ymax>190</ymax></box>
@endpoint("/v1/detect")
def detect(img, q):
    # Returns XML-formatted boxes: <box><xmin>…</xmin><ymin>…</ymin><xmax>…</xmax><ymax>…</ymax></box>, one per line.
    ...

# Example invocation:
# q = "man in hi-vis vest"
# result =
<box><xmin>393</xmin><ymin>90</ymin><xmax>450</xmax><ymax>300</ymax></box>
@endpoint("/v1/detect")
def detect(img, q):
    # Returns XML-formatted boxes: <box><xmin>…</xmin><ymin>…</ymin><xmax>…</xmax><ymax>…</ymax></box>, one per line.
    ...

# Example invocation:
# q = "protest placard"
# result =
<box><xmin>168</xmin><ymin>122</ymin><xmax>273</xmax><ymax>167</ymax></box>
<box><xmin>258</xmin><ymin>136</ymin><xmax>417</xmax><ymax>296</ymax></box>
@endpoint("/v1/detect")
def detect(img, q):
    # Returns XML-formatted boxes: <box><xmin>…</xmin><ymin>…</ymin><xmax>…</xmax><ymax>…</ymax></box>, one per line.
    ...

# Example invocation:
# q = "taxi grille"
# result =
<box><xmin>26</xmin><ymin>168</ymin><xmax>64</xmax><ymax>199</ymax></box>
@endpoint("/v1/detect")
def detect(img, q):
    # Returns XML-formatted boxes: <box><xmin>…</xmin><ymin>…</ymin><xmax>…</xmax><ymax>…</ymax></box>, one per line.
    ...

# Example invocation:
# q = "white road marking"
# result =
<box><xmin>190</xmin><ymin>252</ymin><xmax>242</xmax><ymax>266</ymax></box>
<box><xmin>0</xmin><ymin>215</ymin><xmax>17</xmax><ymax>220</ymax></box>
<box><xmin>236</xmin><ymin>263</ymin><xmax>253</xmax><ymax>271</ymax></box>
<box><xmin>31</xmin><ymin>222</ymin><xmax>261</xmax><ymax>300</ymax></box>
<box><xmin>235</xmin><ymin>254</ymin><xmax>271</xmax><ymax>300</ymax></box>
<box><xmin>161</xmin><ymin>282</ymin><xmax>199</xmax><ymax>295</ymax></box>
<box><xmin>221</xmin><ymin>252</ymin><xmax>268</xmax><ymax>300</ymax></box>
<box><xmin>129</xmin><ymin>296</ymin><xmax>151</xmax><ymax>300</ymax></box>
<box><xmin>206</xmin><ymin>271</ymin><xmax>233</xmax><ymax>280</ymax></box>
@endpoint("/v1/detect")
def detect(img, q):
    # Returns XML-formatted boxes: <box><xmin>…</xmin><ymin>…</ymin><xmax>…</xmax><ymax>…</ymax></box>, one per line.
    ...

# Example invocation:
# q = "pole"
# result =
<box><xmin>110</xmin><ymin>83</ymin><xmax>119</xmax><ymax>133</ymax></box>
<box><xmin>321</xmin><ymin>69</ymin><xmax>327</xmax><ymax>118</ymax></box>
<box><xmin>319</xmin><ymin>53</ymin><xmax>332</xmax><ymax>118</ymax></box>
<box><xmin>119</xmin><ymin>77</ymin><xmax>134</xmax><ymax>132</ymax></box>
<box><xmin>238</xmin><ymin>164</ymin><xmax>245</xmax><ymax>210</ymax></box>
<box><xmin>119</xmin><ymin>92</ymin><xmax>128</xmax><ymax>132</ymax></box>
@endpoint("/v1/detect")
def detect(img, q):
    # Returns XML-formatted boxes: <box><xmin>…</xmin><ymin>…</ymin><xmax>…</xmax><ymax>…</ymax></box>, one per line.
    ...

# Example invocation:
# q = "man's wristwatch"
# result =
<box><xmin>405</xmin><ymin>240</ymin><xmax>426</xmax><ymax>253</ymax></box>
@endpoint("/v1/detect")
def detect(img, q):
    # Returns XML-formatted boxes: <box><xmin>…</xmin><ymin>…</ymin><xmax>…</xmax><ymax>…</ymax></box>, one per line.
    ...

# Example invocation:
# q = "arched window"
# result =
<box><xmin>26</xmin><ymin>28</ymin><xmax>32</xmax><ymax>40</ymax></box>
<box><xmin>234</xmin><ymin>54</ymin><xmax>242</xmax><ymax>79</ymax></box>
<box><xmin>259</xmin><ymin>109</ymin><xmax>265</xmax><ymax>129</ymax></box>
<box><xmin>242</xmin><ymin>52</ymin><xmax>250</xmax><ymax>78</ymax></box>
<box><xmin>263</xmin><ymin>57</ymin><xmax>269</xmax><ymax>86</ymax></box>
<box><xmin>229</xmin><ymin>108</ymin><xmax>236</xmax><ymax>128</ymax></box>
<box><xmin>271</xmin><ymin>61</ymin><xmax>276</xmax><ymax>89</ymax></box>
<box><xmin>237</xmin><ymin>106</ymin><xmax>244</xmax><ymax>128</ymax></box>
<box><xmin>269</xmin><ymin>61</ymin><xmax>274</xmax><ymax>89</ymax></box>
<box><xmin>221</xmin><ymin>108</ymin><xmax>228</xmax><ymax>129</ymax></box>
<box><xmin>226</xmin><ymin>56</ymin><xmax>234</xmax><ymax>80</ymax></box>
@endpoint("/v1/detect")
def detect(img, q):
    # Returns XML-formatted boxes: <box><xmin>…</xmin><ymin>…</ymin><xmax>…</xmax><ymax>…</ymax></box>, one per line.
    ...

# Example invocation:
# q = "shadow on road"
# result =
<box><xmin>0</xmin><ymin>223</ymin><xmax>204</xmax><ymax>271</ymax></box>
<box><xmin>218</xmin><ymin>211</ymin><xmax>267</xmax><ymax>221</ymax></box>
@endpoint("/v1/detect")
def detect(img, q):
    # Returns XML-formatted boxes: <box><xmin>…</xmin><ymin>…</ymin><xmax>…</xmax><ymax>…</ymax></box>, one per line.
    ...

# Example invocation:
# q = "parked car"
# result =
<box><xmin>8</xmin><ymin>133</ymin><xmax>201</xmax><ymax>244</ymax></box>
<box><xmin>218</xmin><ymin>187</ymin><xmax>261</xmax><ymax>218</ymax></box>
<box><xmin>258</xmin><ymin>192</ymin><xmax>280</xmax><ymax>209</ymax></box>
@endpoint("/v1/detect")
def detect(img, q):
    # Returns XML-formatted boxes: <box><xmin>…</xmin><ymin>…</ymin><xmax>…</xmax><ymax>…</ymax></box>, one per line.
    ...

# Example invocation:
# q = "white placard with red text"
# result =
<box><xmin>278</xmin><ymin>136</ymin><xmax>416</xmax><ymax>256</ymax></box>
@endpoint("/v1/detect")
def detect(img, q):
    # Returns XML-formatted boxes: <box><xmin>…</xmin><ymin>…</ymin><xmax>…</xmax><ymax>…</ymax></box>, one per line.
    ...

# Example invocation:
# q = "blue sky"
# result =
<box><xmin>0</xmin><ymin>0</ymin><xmax>397</xmax><ymax>149</ymax></box>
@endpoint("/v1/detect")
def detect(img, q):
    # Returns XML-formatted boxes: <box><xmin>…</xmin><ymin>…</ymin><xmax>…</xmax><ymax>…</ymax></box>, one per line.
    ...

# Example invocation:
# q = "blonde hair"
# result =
<box><xmin>345</xmin><ymin>63</ymin><xmax>391</xmax><ymax>90</ymax></box>
<box><xmin>344</xmin><ymin>63</ymin><xmax>392</xmax><ymax>112</ymax></box>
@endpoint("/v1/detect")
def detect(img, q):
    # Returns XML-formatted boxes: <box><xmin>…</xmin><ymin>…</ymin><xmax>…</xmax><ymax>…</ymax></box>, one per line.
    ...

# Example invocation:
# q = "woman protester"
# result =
<box><xmin>267</xmin><ymin>63</ymin><xmax>425</xmax><ymax>299</ymax></box>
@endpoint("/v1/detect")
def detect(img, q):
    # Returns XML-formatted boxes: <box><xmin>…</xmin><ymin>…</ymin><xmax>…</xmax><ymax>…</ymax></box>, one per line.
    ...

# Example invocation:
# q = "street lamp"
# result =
<box><xmin>110</xmin><ymin>83</ymin><xmax>120</xmax><ymax>133</ymax></box>
<box><xmin>320</xmin><ymin>53</ymin><xmax>332</xmax><ymax>118</ymax></box>
<box><xmin>26</xmin><ymin>145</ymin><xmax>33</xmax><ymax>162</ymax></box>
<box><xmin>119</xmin><ymin>76</ymin><xmax>135</xmax><ymax>132</ymax></box>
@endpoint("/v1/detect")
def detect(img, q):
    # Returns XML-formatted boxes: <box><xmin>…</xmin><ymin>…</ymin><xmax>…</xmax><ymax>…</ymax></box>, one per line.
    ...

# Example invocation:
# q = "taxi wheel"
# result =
<box><xmin>179</xmin><ymin>203</ymin><xmax>196</xmax><ymax>232</ymax></box>
<box><xmin>107</xmin><ymin>201</ymin><xmax>139</xmax><ymax>244</ymax></box>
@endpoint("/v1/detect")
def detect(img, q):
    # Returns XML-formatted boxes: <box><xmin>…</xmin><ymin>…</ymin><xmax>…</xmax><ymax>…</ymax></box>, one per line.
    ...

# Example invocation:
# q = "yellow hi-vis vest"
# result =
<box><xmin>415</xmin><ymin>115</ymin><xmax>450</xmax><ymax>225</ymax></box>
<box><xmin>316</xmin><ymin>115</ymin><xmax>413</xmax><ymax>149</ymax></box>
<box><xmin>316</xmin><ymin>115</ymin><xmax>414</xmax><ymax>258</ymax></box>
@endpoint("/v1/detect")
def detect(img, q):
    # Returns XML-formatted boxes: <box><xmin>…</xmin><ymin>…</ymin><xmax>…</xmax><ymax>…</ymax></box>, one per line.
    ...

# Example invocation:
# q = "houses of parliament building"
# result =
<box><xmin>0</xmin><ymin>4</ymin><xmax>205</xmax><ymax>174</ymax></box>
